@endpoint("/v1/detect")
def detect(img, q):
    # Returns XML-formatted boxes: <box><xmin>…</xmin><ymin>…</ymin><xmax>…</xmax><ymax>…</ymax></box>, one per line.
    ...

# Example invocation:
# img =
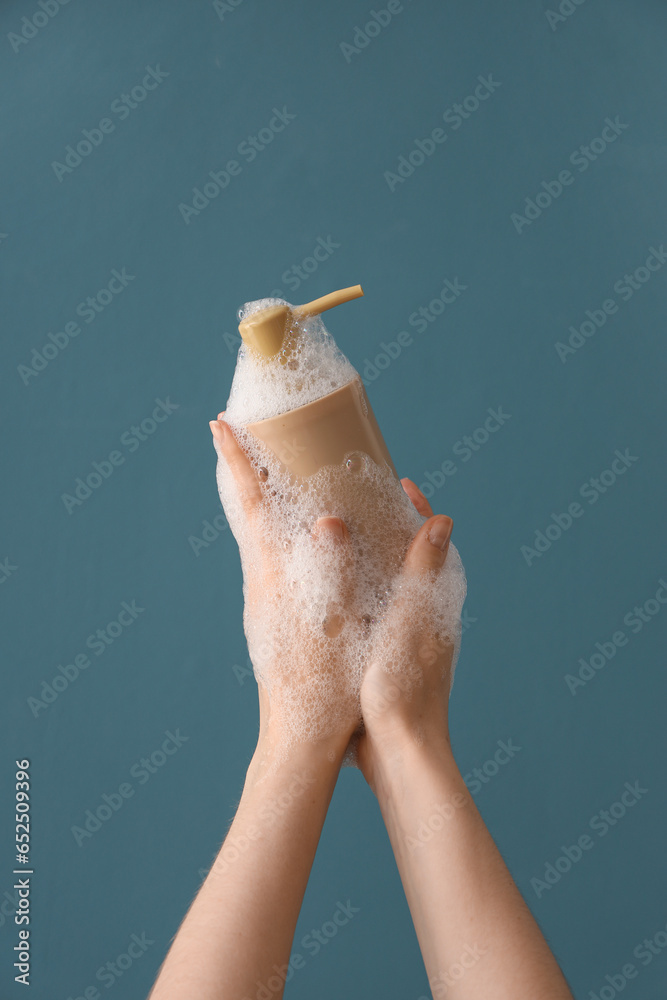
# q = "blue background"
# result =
<box><xmin>1</xmin><ymin>0</ymin><xmax>666</xmax><ymax>997</ymax></box>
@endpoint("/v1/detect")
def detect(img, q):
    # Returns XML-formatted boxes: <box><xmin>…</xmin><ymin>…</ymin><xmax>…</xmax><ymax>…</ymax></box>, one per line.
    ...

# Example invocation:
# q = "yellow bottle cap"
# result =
<box><xmin>238</xmin><ymin>285</ymin><xmax>364</xmax><ymax>358</ymax></box>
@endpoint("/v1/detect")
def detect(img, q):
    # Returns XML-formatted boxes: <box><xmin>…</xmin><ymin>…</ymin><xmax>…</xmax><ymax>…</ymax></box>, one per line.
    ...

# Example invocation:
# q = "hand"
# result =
<box><xmin>210</xmin><ymin>415</ymin><xmax>362</xmax><ymax>761</ymax></box>
<box><xmin>355</xmin><ymin>480</ymin><xmax>455</xmax><ymax>792</ymax></box>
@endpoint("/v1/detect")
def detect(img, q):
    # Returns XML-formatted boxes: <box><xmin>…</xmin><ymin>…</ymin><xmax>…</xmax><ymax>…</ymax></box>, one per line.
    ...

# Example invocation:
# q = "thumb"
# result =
<box><xmin>402</xmin><ymin>515</ymin><xmax>453</xmax><ymax>576</ymax></box>
<box><xmin>209</xmin><ymin>416</ymin><xmax>264</xmax><ymax>515</ymax></box>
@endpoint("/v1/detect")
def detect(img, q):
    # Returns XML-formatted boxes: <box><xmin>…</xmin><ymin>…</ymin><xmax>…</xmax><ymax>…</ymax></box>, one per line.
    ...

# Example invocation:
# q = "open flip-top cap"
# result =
<box><xmin>238</xmin><ymin>284</ymin><xmax>364</xmax><ymax>358</ymax></box>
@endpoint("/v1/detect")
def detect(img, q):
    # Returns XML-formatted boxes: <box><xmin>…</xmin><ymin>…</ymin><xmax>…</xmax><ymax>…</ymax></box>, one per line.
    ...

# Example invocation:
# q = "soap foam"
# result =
<box><xmin>216</xmin><ymin>301</ymin><xmax>467</xmax><ymax>756</ymax></box>
<box><xmin>227</xmin><ymin>301</ymin><xmax>358</xmax><ymax>424</ymax></box>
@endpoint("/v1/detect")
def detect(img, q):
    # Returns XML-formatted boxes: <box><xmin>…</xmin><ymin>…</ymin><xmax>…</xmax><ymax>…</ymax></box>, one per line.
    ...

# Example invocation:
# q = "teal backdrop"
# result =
<box><xmin>1</xmin><ymin>1</ymin><xmax>666</xmax><ymax>998</ymax></box>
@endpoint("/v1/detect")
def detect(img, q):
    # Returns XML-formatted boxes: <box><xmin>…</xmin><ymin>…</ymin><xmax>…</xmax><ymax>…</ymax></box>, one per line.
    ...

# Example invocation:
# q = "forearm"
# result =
<box><xmin>373</xmin><ymin>734</ymin><xmax>573</xmax><ymax>1000</ymax></box>
<box><xmin>149</xmin><ymin>735</ymin><xmax>345</xmax><ymax>1000</ymax></box>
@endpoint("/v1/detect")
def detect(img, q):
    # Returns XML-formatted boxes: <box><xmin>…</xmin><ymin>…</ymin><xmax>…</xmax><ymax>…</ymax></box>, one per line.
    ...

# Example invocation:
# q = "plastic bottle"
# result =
<box><xmin>217</xmin><ymin>284</ymin><xmax>467</xmax><ymax>743</ymax></box>
<box><xmin>236</xmin><ymin>284</ymin><xmax>396</xmax><ymax>480</ymax></box>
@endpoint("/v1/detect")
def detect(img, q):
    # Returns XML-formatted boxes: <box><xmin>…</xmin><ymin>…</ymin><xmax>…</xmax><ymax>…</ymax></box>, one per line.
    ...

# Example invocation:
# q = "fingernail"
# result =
<box><xmin>315</xmin><ymin>517</ymin><xmax>347</xmax><ymax>541</ymax></box>
<box><xmin>329</xmin><ymin>519</ymin><xmax>347</xmax><ymax>541</ymax></box>
<box><xmin>217</xmin><ymin>411</ymin><xmax>225</xmax><ymax>420</ymax></box>
<box><xmin>209</xmin><ymin>420</ymin><xmax>227</xmax><ymax>444</ymax></box>
<box><xmin>428</xmin><ymin>516</ymin><xmax>453</xmax><ymax>551</ymax></box>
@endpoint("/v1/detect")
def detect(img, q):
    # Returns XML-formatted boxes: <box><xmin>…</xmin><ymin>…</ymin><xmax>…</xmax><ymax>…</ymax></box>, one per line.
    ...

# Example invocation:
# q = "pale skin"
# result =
<box><xmin>148</xmin><ymin>417</ymin><xmax>573</xmax><ymax>1000</ymax></box>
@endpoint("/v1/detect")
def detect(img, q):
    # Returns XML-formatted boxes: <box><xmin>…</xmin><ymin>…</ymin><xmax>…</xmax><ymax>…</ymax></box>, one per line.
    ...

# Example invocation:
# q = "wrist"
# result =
<box><xmin>361</xmin><ymin>669</ymin><xmax>450</xmax><ymax>749</ymax></box>
<box><xmin>370</xmin><ymin>724</ymin><xmax>459</xmax><ymax>794</ymax></box>
<box><xmin>247</xmin><ymin>727</ymin><xmax>349</xmax><ymax>788</ymax></box>
<box><xmin>364</xmin><ymin>706</ymin><xmax>451</xmax><ymax>760</ymax></box>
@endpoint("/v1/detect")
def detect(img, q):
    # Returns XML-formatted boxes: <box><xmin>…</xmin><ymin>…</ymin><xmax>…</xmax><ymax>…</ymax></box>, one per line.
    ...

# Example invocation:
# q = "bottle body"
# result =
<box><xmin>246</xmin><ymin>376</ymin><xmax>397</xmax><ymax>481</ymax></box>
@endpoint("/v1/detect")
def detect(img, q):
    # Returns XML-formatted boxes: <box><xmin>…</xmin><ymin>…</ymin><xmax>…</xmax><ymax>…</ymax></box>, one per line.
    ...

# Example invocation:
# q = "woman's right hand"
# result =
<box><xmin>356</xmin><ymin>480</ymin><xmax>456</xmax><ymax>792</ymax></box>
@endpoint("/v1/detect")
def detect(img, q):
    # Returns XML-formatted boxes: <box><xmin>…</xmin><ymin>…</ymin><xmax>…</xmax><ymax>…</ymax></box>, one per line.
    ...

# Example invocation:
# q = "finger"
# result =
<box><xmin>402</xmin><ymin>515</ymin><xmax>453</xmax><ymax>576</ymax></box>
<box><xmin>401</xmin><ymin>477</ymin><xmax>434</xmax><ymax>518</ymax></box>
<box><xmin>311</xmin><ymin>517</ymin><xmax>355</xmax><ymax>634</ymax></box>
<box><xmin>209</xmin><ymin>419</ymin><xmax>264</xmax><ymax>512</ymax></box>
<box><xmin>209</xmin><ymin>410</ymin><xmax>231</xmax><ymax>458</ymax></box>
<box><xmin>312</xmin><ymin>516</ymin><xmax>350</xmax><ymax>544</ymax></box>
